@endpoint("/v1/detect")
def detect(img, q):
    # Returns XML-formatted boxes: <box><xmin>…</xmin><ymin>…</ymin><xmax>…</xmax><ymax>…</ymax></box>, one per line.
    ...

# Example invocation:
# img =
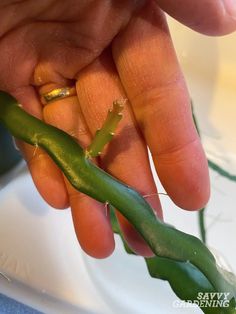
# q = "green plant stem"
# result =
<box><xmin>110</xmin><ymin>206</ymin><xmax>234</xmax><ymax>314</ymax></box>
<box><xmin>191</xmin><ymin>103</ymin><xmax>208</xmax><ymax>246</ymax></box>
<box><xmin>86</xmin><ymin>99</ymin><xmax>124</xmax><ymax>158</ymax></box>
<box><xmin>199</xmin><ymin>207</ymin><xmax>207</xmax><ymax>244</ymax></box>
<box><xmin>208</xmin><ymin>160</ymin><xmax>236</xmax><ymax>181</ymax></box>
<box><xmin>192</xmin><ymin>103</ymin><xmax>236</xmax><ymax>244</ymax></box>
<box><xmin>0</xmin><ymin>91</ymin><xmax>236</xmax><ymax>312</ymax></box>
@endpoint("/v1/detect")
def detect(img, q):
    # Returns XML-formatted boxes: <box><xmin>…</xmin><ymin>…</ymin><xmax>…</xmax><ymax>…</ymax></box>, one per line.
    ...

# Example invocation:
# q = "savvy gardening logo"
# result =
<box><xmin>173</xmin><ymin>292</ymin><xmax>232</xmax><ymax>308</ymax></box>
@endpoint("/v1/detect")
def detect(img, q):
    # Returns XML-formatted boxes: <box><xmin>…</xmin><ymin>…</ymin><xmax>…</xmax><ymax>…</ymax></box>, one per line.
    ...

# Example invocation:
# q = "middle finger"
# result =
<box><xmin>76</xmin><ymin>50</ymin><xmax>163</xmax><ymax>257</ymax></box>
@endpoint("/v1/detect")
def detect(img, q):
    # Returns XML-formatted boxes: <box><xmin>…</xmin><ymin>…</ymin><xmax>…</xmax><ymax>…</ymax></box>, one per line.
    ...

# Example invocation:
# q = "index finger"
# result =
<box><xmin>112</xmin><ymin>1</ymin><xmax>210</xmax><ymax>210</ymax></box>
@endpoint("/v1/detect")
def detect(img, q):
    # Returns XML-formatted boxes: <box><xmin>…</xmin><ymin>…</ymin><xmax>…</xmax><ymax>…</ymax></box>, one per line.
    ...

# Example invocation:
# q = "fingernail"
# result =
<box><xmin>223</xmin><ymin>0</ymin><xmax>236</xmax><ymax>18</ymax></box>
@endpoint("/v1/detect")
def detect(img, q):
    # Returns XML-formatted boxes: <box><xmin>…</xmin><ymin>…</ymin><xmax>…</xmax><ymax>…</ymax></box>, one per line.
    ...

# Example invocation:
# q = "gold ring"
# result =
<box><xmin>41</xmin><ymin>86</ymin><xmax>77</xmax><ymax>105</ymax></box>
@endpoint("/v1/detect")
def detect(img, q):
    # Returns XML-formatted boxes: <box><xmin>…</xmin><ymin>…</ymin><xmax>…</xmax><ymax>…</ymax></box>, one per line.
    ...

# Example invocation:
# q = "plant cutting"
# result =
<box><xmin>0</xmin><ymin>90</ymin><xmax>236</xmax><ymax>313</ymax></box>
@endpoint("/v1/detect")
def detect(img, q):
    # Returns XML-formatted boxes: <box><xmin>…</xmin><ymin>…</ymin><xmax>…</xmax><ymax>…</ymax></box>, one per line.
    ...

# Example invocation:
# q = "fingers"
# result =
<box><xmin>20</xmin><ymin>143</ymin><xmax>70</xmax><ymax>209</ymax></box>
<box><xmin>113</xmin><ymin>2</ymin><xmax>210</xmax><ymax>210</ymax></box>
<box><xmin>67</xmin><ymin>182</ymin><xmax>115</xmax><ymax>259</ymax></box>
<box><xmin>11</xmin><ymin>86</ymin><xmax>69</xmax><ymax>209</ymax></box>
<box><xmin>76</xmin><ymin>50</ymin><xmax>162</xmax><ymax>257</ymax></box>
<box><xmin>14</xmin><ymin>82</ymin><xmax>115</xmax><ymax>258</ymax></box>
<box><xmin>156</xmin><ymin>0</ymin><xmax>236</xmax><ymax>35</ymax></box>
<box><xmin>40</xmin><ymin>84</ymin><xmax>115</xmax><ymax>258</ymax></box>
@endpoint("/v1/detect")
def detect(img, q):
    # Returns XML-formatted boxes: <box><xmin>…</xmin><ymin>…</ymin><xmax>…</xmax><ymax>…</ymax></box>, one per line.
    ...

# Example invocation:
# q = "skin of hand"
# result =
<box><xmin>0</xmin><ymin>0</ymin><xmax>235</xmax><ymax>258</ymax></box>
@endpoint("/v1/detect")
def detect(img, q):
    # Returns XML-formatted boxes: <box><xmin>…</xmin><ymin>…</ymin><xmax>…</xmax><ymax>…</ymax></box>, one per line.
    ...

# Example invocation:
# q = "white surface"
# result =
<box><xmin>169</xmin><ymin>18</ymin><xmax>236</xmax><ymax>173</ymax></box>
<box><xmin>0</xmin><ymin>166</ymin><xmax>200</xmax><ymax>314</ymax></box>
<box><xmin>0</xmin><ymin>164</ymin><xmax>202</xmax><ymax>314</ymax></box>
<box><xmin>0</xmin><ymin>165</ymin><xmax>111</xmax><ymax>314</ymax></box>
<box><xmin>0</xmin><ymin>18</ymin><xmax>236</xmax><ymax>314</ymax></box>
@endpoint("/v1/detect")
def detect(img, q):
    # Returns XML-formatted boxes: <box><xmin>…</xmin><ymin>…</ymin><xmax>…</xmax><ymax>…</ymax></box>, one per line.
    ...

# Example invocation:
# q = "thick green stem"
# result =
<box><xmin>0</xmin><ymin>91</ymin><xmax>236</xmax><ymax>311</ymax></box>
<box><xmin>110</xmin><ymin>206</ymin><xmax>235</xmax><ymax>314</ymax></box>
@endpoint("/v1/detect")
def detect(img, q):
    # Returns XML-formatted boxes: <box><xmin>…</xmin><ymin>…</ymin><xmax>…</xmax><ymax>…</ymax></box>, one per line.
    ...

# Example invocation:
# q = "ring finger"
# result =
<box><xmin>19</xmin><ymin>79</ymin><xmax>115</xmax><ymax>258</ymax></box>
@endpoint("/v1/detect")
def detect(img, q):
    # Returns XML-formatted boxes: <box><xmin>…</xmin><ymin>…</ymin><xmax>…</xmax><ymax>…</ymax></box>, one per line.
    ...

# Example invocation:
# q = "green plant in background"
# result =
<box><xmin>200</xmin><ymin>160</ymin><xmax>236</xmax><ymax>243</ymax></box>
<box><xmin>192</xmin><ymin>104</ymin><xmax>236</xmax><ymax>245</ymax></box>
<box><xmin>0</xmin><ymin>91</ymin><xmax>236</xmax><ymax>314</ymax></box>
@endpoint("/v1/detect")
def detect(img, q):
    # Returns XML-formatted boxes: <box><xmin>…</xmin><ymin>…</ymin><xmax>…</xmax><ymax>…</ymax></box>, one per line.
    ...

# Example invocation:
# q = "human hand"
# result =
<box><xmin>0</xmin><ymin>0</ymin><xmax>235</xmax><ymax>258</ymax></box>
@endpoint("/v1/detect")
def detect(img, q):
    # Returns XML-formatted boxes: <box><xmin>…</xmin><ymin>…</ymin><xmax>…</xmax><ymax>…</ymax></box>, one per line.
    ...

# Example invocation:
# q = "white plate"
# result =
<box><xmin>0</xmin><ymin>17</ymin><xmax>236</xmax><ymax>314</ymax></box>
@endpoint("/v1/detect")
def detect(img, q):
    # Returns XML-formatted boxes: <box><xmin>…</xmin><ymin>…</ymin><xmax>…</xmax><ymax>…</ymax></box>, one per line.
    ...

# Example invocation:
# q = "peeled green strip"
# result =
<box><xmin>0</xmin><ymin>91</ymin><xmax>235</xmax><ymax>302</ymax></box>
